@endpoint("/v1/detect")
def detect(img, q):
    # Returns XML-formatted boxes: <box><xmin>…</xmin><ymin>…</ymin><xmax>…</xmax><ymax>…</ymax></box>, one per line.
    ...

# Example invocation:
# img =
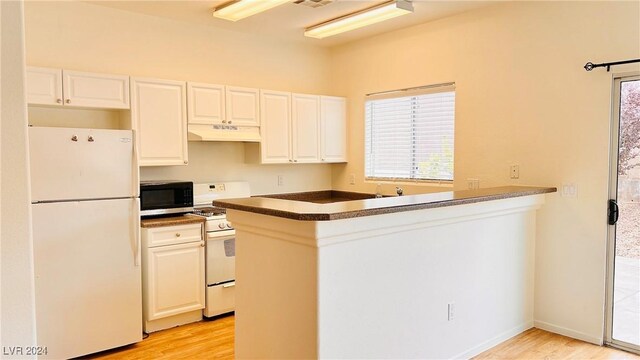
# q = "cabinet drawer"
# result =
<box><xmin>146</xmin><ymin>224</ymin><xmax>202</xmax><ymax>247</ymax></box>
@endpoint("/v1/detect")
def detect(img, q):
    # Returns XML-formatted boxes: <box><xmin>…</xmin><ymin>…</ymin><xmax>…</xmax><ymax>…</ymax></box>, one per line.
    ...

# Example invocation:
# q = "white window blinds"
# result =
<box><xmin>365</xmin><ymin>85</ymin><xmax>455</xmax><ymax>181</ymax></box>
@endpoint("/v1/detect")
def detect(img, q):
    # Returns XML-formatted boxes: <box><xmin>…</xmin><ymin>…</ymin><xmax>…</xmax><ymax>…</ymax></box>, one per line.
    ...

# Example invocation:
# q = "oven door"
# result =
<box><xmin>206</xmin><ymin>231</ymin><xmax>235</xmax><ymax>285</ymax></box>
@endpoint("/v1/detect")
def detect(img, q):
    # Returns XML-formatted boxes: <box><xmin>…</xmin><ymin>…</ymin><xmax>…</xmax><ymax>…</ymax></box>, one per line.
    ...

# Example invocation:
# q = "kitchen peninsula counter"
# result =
<box><xmin>219</xmin><ymin>185</ymin><xmax>556</xmax><ymax>359</ymax></box>
<box><xmin>213</xmin><ymin>186</ymin><xmax>556</xmax><ymax>221</ymax></box>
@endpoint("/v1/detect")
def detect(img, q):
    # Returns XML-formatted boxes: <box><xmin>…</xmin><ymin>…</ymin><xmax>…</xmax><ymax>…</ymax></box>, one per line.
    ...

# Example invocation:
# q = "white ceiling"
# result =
<box><xmin>87</xmin><ymin>0</ymin><xmax>494</xmax><ymax>47</ymax></box>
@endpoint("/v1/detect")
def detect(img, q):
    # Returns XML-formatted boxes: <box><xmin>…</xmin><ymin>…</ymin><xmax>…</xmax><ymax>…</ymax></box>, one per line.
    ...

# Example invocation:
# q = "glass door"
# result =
<box><xmin>606</xmin><ymin>75</ymin><xmax>640</xmax><ymax>353</ymax></box>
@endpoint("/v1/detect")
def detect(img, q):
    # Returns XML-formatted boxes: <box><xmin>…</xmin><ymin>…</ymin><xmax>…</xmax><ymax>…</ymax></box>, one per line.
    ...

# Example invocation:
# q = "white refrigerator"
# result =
<box><xmin>29</xmin><ymin>127</ymin><xmax>142</xmax><ymax>359</ymax></box>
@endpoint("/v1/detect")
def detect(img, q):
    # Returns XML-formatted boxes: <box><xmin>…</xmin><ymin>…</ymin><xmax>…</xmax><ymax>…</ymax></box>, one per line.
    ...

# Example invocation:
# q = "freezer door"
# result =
<box><xmin>29</xmin><ymin>127</ymin><xmax>136</xmax><ymax>202</ymax></box>
<box><xmin>32</xmin><ymin>198</ymin><xmax>142</xmax><ymax>359</ymax></box>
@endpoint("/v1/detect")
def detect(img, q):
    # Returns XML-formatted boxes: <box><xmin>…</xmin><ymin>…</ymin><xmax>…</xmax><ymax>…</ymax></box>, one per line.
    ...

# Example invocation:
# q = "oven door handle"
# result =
<box><xmin>206</xmin><ymin>232</ymin><xmax>235</xmax><ymax>241</ymax></box>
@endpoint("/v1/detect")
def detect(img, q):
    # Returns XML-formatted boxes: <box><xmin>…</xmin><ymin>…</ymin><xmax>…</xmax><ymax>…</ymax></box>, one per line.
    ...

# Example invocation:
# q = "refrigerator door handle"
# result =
<box><xmin>133</xmin><ymin>198</ymin><xmax>141</xmax><ymax>267</ymax></box>
<box><xmin>132</xmin><ymin>129</ymin><xmax>140</xmax><ymax>198</ymax></box>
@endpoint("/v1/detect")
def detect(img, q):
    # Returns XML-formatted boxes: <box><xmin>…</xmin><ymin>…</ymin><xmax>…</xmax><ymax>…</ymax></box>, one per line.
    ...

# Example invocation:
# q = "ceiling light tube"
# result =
<box><xmin>304</xmin><ymin>0</ymin><xmax>414</xmax><ymax>39</ymax></box>
<box><xmin>214</xmin><ymin>0</ymin><xmax>290</xmax><ymax>22</ymax></box>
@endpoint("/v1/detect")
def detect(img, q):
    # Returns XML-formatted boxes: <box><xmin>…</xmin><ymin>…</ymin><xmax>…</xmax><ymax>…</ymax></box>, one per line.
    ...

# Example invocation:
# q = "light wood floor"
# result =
<box><xmin>87</xmin><ymin>315</ymin><xmax>234</xmax><ymax>360</ymax></box>
<box><xmin>88</xmin><ymin>315</ymin><xmax>638</xmax><ymax>360</ymax></box>
<box><xmin>473</xmin><ymin>328</ymin><xmax>638</xmax><ymax>360</ymax></box>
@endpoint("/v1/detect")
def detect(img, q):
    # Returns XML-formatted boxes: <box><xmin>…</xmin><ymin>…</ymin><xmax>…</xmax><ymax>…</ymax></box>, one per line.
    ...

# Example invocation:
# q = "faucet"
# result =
<box><xmin>375</xmin><ymin>183</ymin><xmax>383</xmax><ymax>198</ymax></box>
<box><xmin>396</xmin><ymin>186</ymin><xmax>403</xmax><ymax>196</ymax></box>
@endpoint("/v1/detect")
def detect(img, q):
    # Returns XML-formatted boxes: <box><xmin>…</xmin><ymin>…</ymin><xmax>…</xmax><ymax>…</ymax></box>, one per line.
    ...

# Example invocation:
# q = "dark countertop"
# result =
<box><xmin>212</xmin><ymin>186</ymin><xmax>557</xmax><ymax>221</ymax></box>
<box><xmin>140</xmin><ymin>214</ymin><xmax>205</xmax><ymax>228</ymax></box>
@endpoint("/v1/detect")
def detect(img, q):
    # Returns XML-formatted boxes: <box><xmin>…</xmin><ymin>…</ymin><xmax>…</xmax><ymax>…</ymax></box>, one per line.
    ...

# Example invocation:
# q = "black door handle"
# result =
<box><xmin>608</xmin><ymin>199</ymin><xmax>619</xmax><ymax>225</ymax></box>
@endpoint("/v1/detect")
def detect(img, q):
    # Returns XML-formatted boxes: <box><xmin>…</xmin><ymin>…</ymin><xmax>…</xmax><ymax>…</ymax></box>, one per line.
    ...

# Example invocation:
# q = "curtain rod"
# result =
<box><xmin>366</xmin><ymin>82</ymin><xmax>455</xmax><ymax>97</ymax></box>
<box><xmin>584</xmin><ymin>59</ymin><xmax>640</xmax><ymax>72</ymax></box>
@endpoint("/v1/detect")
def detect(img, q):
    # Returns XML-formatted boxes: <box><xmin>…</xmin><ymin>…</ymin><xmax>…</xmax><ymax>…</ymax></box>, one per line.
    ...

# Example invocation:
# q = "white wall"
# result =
<box><xmin>23</xmin><ymin>1</ymin><xmax>334</xmax><ymax>194</ymax></box>
<box><xmin>329</xmin><ymin>1</ymin><xmax>640</xmax><ymax>343</ymax></box>
<box><xmin>231</xmin><ymin>195</ymin><xmax>544</xmax><ymax>359</ymax></box>
<box><xmin>1</xmin><ymin>0</ymin><xmax>37</xmax><ymax>356</ymax></box>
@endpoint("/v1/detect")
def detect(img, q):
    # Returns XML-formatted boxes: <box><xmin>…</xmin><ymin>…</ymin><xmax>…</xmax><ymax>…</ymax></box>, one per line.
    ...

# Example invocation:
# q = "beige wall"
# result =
<box><xmin>23</xmin><ymin>1</ymin><xmax>334</xmax><ymax>194</ymax></box>
<box><xmin>330</xmin><ymin>1</ymin><xmax>640</xmax><ymax>343</ymax></box>
<box><xmin>1</xmin><ymin>0</ymin><xmax>37</xmax><ymax>354</ymax></box>
<box><xmin>17</xmin><ymin>0</ymin><xmax>640</xmax><ymax>347</ymax></box>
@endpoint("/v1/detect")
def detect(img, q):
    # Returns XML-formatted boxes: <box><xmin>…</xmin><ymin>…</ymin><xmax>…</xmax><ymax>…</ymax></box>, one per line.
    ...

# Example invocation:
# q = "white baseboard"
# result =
<box><xmin>534</xmin><ymin>320</ymin><xmax>603</xmax><ymax>345</ymax></box>
<box><xmin>452</xmin><ymin>322</ymin><xmax>534</xmax><ymax>359</ymax></box>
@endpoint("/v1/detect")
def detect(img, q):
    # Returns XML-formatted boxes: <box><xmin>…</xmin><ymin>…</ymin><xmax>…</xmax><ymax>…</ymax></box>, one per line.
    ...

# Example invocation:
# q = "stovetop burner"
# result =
<box><xmin>193</xmin><ymin>207</ymin><xmax>226</xmax><ymax>217</ymax></box>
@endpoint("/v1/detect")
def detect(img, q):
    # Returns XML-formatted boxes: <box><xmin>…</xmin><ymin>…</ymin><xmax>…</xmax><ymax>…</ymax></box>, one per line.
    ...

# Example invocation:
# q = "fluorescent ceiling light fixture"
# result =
<box><xmin>213</xmin><ymin>0</ymin><xmax>290</xmax><ymax>22</ymax></box>
<box><xmin>304</xmin><ymin>0</ymin><xmax>413</xmax><ymax>39</ymax></box>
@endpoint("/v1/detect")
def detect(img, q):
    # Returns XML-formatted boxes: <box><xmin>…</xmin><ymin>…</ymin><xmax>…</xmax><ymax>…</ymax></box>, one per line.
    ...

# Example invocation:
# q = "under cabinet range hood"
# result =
<box><xmin>188</xmin><ymin>124</ymin><xmax>261</xmax><ymax>142</ymax></box>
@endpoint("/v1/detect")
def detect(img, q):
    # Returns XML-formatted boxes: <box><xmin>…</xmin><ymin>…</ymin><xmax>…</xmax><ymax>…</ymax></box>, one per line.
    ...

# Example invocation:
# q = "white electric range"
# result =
<box><xmin>192</xmin><ymin>182</ymin><xmax>250</xmax><ymax>317</ymax></box>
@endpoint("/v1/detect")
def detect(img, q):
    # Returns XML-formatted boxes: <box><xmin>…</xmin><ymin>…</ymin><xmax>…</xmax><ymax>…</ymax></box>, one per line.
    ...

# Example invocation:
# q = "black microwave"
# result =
<box><xmin>140</xmin><ymin>181</ymin><xmax>193</xmax><ymax>217</ymax></box>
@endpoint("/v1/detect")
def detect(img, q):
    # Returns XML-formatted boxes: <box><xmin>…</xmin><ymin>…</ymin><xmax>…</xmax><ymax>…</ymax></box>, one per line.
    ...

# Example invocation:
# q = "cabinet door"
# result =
<box><xmin>26</xmin><ymin>66</ymin><xmax>63</xmax><ymax>106</ymax></box>
<box><xmin>187</xmin><ymin>82</ymin><xmax>225</xmax><ymax>125</ymax></box>
<box><xmin>63</xmin><ymin>70</ymin><xmax>130</xmax><ymax>109</ymax></box>
<box><xmin>145</xmin><ymin>241</ymin><xmax>205</xmax><ymax>321</ymax></box>
<box><xmin>260</xmin><ymin>90</ymin><xmax>291</xmax><ymax>164</ymax></box>
<box><xmin>226</xmin><ymin>86</ymin><xmax>259</xmax><ymax>127</ymax></box>
<box><xmin>320</xmin><ymin>96</ymin><xmax>347</xmax><ymax>163</ymax></box>
<box><xmin>292</xmin><ymin>94</ymin><xmax>320</xmax><ymax>163</ymax></box>
<box><xmin>131</xmin><ymin>78</ymin><xmax>188</xmax><ymax>166</ymax></box>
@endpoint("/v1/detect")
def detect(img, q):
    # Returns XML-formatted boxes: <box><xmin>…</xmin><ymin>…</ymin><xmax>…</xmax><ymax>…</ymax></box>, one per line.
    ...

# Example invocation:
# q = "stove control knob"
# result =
<box><xmin>218</xmin><ymin>223</ymin><xmax>226</xmax><ymax>229</ymax></box>
<box><xmin>226</xmin><ymin>223</ymin><xmax>232</xmax><ymax>229</ymax></box>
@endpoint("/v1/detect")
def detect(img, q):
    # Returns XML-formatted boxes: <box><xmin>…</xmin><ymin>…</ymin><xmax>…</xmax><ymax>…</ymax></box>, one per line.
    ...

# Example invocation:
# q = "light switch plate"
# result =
<box><xmin>561</xmin><ymin>183</ymin><xmax>577</xmax><ymax>197</ymax></box>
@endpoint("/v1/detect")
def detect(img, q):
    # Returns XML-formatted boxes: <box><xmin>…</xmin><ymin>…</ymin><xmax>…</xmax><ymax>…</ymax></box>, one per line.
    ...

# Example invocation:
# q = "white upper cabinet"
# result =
<box><xmin>320</xmin><ymin>96</ymin><xmax>347</xmax><ymax>163</ymax></box>
<box><xmin>260</xmin><ymin>90</ymin><xmax>292</xmax><ymax>164</ymax></box>
<box><xmin>292</xmin><ymin>94</ymin><xmax>321</xmax><ymax>163</ymax></box>
<box><xmin>250</xmin><ymin>92</ymin><xmax>347</xmax><ymax>165</ymax></box>
<box><xmin>26</xmin><ymin>67</ymin><xmax>129</xmax><ymax>109</ymax></box>
<box><xmin>26</xmin><ymin>67</ymin><xmax>63</xmax><ymax>106</ymax></box>
<box><xmin>226</xmin><ymin>86</ymin><xmax>259</xmax><ymax>127</ymax></box>
<box><xmin>187</xmin><ymin>82</ymin><xmax>225</xmax><ymax>125</ymax></box>
<box><xmin>131</xmin><ymin>77</ymin><xmax>188</xmax><ymax>167</ymax></box>
<box><xmin>63</xmin><ymin>70</ymin><xmax>130</xmax><ymax>109</ymax></box>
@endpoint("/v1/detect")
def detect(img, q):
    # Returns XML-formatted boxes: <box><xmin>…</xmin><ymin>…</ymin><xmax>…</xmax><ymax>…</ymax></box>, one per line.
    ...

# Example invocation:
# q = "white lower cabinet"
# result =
<box><xmin>142</xmin><ymin>222</ymin><xmax>205</xmax><ymax>333</ymax></box>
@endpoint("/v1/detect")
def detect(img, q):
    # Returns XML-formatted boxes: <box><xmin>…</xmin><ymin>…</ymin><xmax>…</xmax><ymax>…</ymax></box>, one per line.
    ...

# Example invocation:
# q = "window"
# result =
<box><xmin>365</xmin><ymin>84</ymin><xmax>455</xmax><ymax>182</ymax></box>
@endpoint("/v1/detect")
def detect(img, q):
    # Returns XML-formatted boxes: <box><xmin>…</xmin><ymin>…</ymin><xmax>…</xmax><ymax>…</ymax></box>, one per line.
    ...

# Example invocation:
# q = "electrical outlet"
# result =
<box><xmin>277</xmin><ymin>175</ymin><xmax>284</xmax><ymax>187</ymax></box>
<box><xmin>349</xmin><ymin>174</ymin><xmax>355</xmax><ymax>185</ymax></box>
<box><xmin>447</xmin><ymin>303</ymin><xmax>455</xmax><ymax>321</ymax></box>
<box><xmin>561</xmin><ymin>183</ymin><xmax>577</xmax><ymax>198</ymax></box>
<box><xmin>510</xmin><ymin>165</ymin><xmax>520</xmax><ymax>179</ymax></box>
<box><xmin>467</xmin><ymin>178</ymin><xmax>479</xmax><ymax>190</ymax></box>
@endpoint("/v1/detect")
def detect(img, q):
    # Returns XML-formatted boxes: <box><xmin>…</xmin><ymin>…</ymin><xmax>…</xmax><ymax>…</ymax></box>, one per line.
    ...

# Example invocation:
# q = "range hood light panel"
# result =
<box><xmin>213</xmin><ymin>0</ymin><xmax>291</xmax><ymax>22</ymax></box>
<box><xmin>304</xmin><ymin>0</ymin><xmax>413</xmax><ymax>39</ymax></box>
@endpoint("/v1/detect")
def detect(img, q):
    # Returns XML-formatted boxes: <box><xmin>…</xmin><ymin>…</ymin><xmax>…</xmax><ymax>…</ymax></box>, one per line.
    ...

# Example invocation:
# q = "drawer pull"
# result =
<box><xmin>222</xmin><ymin>282</ymin><xmax>235</xmax><ymax>288</ymax></box>
<box><xmin>175</xmin><ymin>233</ymin><xmax>181</xmax><ymax>237</ymax></box>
